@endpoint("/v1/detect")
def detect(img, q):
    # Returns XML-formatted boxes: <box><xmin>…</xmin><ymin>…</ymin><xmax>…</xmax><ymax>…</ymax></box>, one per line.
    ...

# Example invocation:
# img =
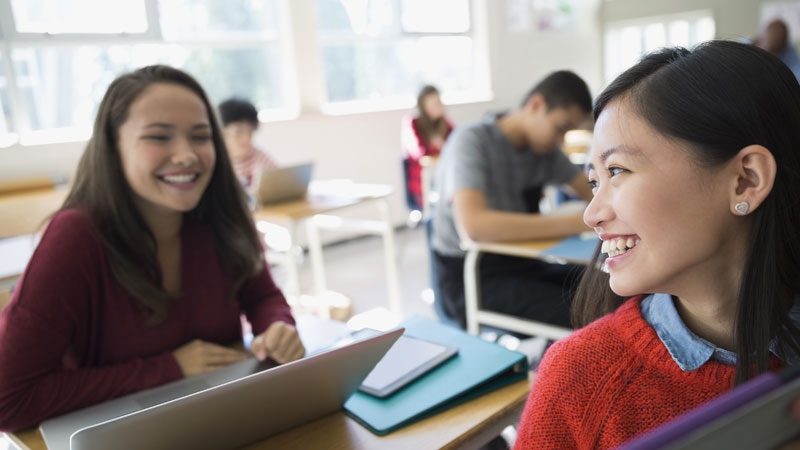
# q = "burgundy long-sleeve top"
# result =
<box><xmin>0</xmin><ymin>209</ymin><xmax>294</xmax><ymax>431</ymax></box>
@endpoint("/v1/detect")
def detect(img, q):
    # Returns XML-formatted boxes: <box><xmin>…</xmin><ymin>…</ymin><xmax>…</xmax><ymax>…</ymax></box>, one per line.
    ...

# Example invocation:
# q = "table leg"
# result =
<box><xmin>376</xmin><ymin>199</ymin><xmax>402</xmax><ymax>315</ymax></box>
<box><xmin>305</xmin><ymin>217</ymin><xmax>327</xmax><ymax>294</ymax></box>
<box><xmin>464</xmin><ymin>248</ymin><xmax>483</xmax><ymax>336</ymax></box>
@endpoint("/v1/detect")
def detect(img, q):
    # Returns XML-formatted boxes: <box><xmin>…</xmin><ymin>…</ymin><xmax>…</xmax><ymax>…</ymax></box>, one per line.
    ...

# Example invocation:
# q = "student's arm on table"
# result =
<box><xmin>239</xmin><ymin>261</ymin><xmax>304</xmax><ymax>364</ymax></box>
<box><xmin>452</xmin><ymin>188</ymin><xmax>590</xmax><ymax>243</ymax></box>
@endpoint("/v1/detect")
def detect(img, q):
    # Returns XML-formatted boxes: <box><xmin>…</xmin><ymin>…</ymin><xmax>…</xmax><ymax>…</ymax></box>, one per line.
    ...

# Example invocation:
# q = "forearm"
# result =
<box><xmin>0</xmin><ymin>352</ymin><xmax>182</xmax><ymax>432</ymax></box>
<box><xmin>458</xmin><ymin>209</ymin><xmax>590</xmax><ymax>243</ymax></box>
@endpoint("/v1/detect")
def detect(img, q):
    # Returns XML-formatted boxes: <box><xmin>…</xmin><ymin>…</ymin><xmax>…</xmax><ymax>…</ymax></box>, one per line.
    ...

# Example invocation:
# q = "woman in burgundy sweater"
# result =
<box><xmin>515</xmin><ymin>41</ymin><xmax>800</xmax><ymax>449</ymax></box>
<box><xmin>0</xmin><ymin>65</ymin><xmax>304</xmax><ymax>432</ymax></box>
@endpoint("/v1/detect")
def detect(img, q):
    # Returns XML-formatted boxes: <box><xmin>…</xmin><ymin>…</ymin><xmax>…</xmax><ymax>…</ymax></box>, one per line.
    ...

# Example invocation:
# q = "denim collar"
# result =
<box><xmin>641</xmin><ymin>293</ymin><xmax>800</xmax><ymax>371</ymax></box>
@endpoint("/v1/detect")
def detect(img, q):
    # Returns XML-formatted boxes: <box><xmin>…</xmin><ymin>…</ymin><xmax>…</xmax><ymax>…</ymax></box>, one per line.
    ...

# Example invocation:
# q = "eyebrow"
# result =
<box><xmin>584</xmin><ymin>146</ymin><xmax>641</xmax><ymax>173</ymax></box>
<box><xmin>143</xmin><ymin>123</ymin><xmax>210</xmax><ymax>131</ymax></box>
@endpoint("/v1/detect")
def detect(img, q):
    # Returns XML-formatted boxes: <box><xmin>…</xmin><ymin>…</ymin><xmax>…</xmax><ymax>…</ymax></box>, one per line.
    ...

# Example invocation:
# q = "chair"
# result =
<box><xmin>401</xmin><ymin>157</ymin><xmax>423</xmax><ymax>228</ymax></box>
<box><xmin>462</xmin><ymin>244</ymin><xmax>573</xmax><ymax>341</ymax></box>
<box><xmin>424</xmin><ymin>217</ymin><xmax>460</xmax><ymax>328</ymax></box>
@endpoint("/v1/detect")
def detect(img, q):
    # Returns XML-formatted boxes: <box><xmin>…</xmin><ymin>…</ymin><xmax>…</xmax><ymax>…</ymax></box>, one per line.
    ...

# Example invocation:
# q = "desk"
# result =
<box><xmin>253</xmin><ymin>180</ymin><xmax>401</xmax><ymax>315</ymax></box>
<box><xmin>5</xmin><ymin>376</ymin><xmax>529</xmax><ymax>450</ymax></box>
<box><xmin>0</xmin><ymin>188</ymin><xmax>67</xmax><ymax>239</ymax></box>
<box><xmin>462</xmin><ymin>234</ymin><xmax>598</xmax><ymax>338</ymax></box>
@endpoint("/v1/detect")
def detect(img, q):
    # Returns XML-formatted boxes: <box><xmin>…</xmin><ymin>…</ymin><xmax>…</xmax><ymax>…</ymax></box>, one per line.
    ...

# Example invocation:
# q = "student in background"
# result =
<box><xmin>218</xmin><ymin>97</ymin><xmax>278</xmax><ymax>195</ymax></box>
<box><xmin>515</xmin><ymin>41</ymin><xmax>800</xmax><ymax>449</ymax></box>
<box><xmin>0</xmin><ymin>65</ymin><xmax>304</xmax><ymax>432</ymax></box>
<box><xmin>402</xmin><ymin>85</ymin><xmax>454</xmax><ymax>212</ymax></box>
<box><xmin>430</xmin><ymin>71</ymin><xmax>593</xmax><ymax>329</ymax></box>
<box><xmin>754</xmin><ymin>18</ymin><xmax>800</xmax><ymax>81</ymax></box>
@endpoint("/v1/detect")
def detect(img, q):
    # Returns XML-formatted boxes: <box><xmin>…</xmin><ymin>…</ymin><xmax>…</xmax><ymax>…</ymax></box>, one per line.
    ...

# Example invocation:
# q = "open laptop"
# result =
<box><xmin>39</xmin><ymin>327</ymin><xmax>403</xmax><ymax>450</ymax></box>
<box><xmin>256</xmin><ymin>161</ymin><xmax>314</xmax><ymax>205</ymax></box>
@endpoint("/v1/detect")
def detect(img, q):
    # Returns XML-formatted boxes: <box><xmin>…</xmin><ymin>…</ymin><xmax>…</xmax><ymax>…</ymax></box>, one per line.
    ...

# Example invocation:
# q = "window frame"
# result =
<box><xmin>313</xmin><ymin>0</ymin><xmax>492</xmax><ymax>114</ymax></box>
<box><xmin>0</xmin><ymin>0</ymin><xmax>297</xmax><ymax>147</ymax></box>
<box><xmin>603</xmin><ymin>10</ymin><xmax>716</xmax><ymax>84</ymax></box>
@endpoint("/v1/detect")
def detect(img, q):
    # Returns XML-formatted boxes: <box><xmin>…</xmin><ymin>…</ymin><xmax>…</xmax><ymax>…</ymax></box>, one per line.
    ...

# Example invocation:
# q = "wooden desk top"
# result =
<box><xmin>253</xmin><ymin>181</ymin><xmax>393</xmax><ymax>222</ymax></box>
<box><xmin>7</xmin><ymin>376</ymin><xmax>531</xmax><ymax>450</ymax></box>
<box><xmin>0</xmin><ymin>188</ymin><xmax>67</xmax><ymax>239</ymax></box>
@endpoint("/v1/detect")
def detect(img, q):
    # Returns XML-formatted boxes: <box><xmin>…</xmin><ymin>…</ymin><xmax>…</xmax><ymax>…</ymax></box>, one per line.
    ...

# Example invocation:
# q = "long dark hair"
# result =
<box><xmin>415</xmin><ymin>85</ymin><xmax>449</xmax><ymax>143</ymax></box>
<box><xmin>572</xmin><ymin>40</ymin><xmax>800</xmax><ymax>384</ymax></box>
<box><xmin>62</xmin><ymin>64</ymin><xmax>263</xmax><ymax>325</ymax></box>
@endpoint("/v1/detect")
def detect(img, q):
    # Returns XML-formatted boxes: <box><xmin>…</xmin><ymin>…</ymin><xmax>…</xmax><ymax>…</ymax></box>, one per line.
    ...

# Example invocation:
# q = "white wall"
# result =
<box><xmin>0</xmin><ymin>0</ymin><xmax>773</xmax><ymax>230</ymax></box>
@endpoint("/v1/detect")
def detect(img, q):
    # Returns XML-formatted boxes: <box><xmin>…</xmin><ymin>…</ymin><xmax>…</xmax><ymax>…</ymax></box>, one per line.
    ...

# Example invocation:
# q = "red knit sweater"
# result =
<box><xmin>514</xmin><ymin>296</ymin><xmax>785</xmax><ymax>450</ymax></box>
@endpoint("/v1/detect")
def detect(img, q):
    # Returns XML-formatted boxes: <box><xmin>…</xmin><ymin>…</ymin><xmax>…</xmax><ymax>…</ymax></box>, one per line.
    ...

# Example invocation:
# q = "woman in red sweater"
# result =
<box><xmin>0</xmin><ymin>65</ymin><xmax>304</xmax><ymax>431</ymax></box>
<box><xmin>515</xmin><ymin>41</ymin><xmax>800</xmax><ymax>449</ymax></box>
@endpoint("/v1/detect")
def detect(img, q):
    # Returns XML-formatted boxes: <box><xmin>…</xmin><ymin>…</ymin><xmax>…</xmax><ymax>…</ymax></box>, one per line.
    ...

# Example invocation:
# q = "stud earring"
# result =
<box><xmin>734</xmin><ymin>201</ymin><xmax>750</xmax><ymax>215</ymax></box>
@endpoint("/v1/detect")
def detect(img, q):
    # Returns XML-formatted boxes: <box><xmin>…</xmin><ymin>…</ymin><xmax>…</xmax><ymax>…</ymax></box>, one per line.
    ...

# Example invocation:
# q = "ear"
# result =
<box><xmin>525</xmin><ymin>93</ymin><xmax>547</xmax><ymax>114</ymax></box>
<box><xmin>729</xmin><ymin>145</ymin><xmax>776</xmax><ymax>215</ymax></box>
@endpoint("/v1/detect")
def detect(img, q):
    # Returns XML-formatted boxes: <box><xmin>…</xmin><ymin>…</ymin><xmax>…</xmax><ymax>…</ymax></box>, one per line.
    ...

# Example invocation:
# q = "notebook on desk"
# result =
<box><xmin>39</xmin><ymin>327</ymin><xmax>403</xmax><ymax>450</ymax></box>
<box><xmin>344</xmin><ymin>316</ymin><xmax>528</xmax><ymax>435</ymax></box>
<box><xmin>256</xmin><ymin>161</ymin><xmax>314</xmax><ymax>205</ymax></box>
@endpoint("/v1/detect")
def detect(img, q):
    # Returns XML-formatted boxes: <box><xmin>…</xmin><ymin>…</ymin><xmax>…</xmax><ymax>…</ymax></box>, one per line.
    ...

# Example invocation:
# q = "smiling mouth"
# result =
<box><xmin>158</xmin><ymin>174</ymin><xmax>199</xmax><ymax>184</ymax></box>
<box><xmin>601</xmin><ymin>237</ymin><xmax>640</xmax><ymax>257</ymax></box>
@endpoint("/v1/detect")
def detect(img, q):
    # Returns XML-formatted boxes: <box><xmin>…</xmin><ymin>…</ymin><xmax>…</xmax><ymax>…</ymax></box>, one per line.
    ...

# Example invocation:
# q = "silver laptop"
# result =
<box><xmin>39</xmin><ymin>327</ymin><xmax>403</xmax><ymax>450</ymax></box>
<box><xmin>256</xmin><ymin>162</ymin><xmax>314</xmax><ymax>205</ymax></box>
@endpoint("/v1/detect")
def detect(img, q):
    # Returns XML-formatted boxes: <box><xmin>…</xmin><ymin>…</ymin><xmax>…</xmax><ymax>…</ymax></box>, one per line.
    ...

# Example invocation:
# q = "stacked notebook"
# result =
<box><xmin>344</xmin><ymin>315</ymin><xmax>529</xmax><ymax>435</ymax></box>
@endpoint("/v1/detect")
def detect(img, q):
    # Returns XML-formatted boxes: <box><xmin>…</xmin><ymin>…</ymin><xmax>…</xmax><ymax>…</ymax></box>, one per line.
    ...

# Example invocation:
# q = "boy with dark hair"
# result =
<box><xmin>431</xmin><ymin>70</ymin><xmax>594</xmax><ymax>330</ymax></box>
<box><xmin>218</xmin><ymin>98</ymin><xmax>278</xmax><ymax>193</ymax></box>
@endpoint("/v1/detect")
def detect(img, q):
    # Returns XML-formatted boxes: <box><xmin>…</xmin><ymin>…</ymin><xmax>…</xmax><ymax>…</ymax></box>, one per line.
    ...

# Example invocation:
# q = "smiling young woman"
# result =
<box><xmin>0</xmin><ymin>65</ymin><xmax>305</xmax><ymax>432</ymax></box>
<box><xmin>514</xmin><ymin>40</ymin><xmax>800</xmax><ymax>450</ymax></box>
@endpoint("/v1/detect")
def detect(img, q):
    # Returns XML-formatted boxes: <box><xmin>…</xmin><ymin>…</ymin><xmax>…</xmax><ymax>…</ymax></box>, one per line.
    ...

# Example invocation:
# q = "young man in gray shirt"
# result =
<box><xmin>431</xmin><ymin>70</ymin><xmax>594</xmax><ymax>330</ymax></box>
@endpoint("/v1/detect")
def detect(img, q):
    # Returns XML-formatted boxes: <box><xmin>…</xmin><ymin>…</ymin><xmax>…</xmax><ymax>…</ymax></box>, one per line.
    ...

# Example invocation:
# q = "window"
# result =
<box><xmin>604</xmin><ymin>11</ymin><xmax>715</xmax><ymax>83</ymax></box>
<box><xmin>0</xmin><ymin>0</ymin><xmax>293</xmax><ymax>146</ymax></box>
<box><xmin>314</xmin><ymin>0</ymin><xmax>489</xmax><ymax>110</ymax></box>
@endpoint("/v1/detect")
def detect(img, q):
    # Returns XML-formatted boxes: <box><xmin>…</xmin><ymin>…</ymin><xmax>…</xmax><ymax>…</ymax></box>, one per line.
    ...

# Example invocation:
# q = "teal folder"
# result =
<box><xmin>343</xmin><ymin>316</ymin><xmax>529</xmax><ymax>435</ymax></box>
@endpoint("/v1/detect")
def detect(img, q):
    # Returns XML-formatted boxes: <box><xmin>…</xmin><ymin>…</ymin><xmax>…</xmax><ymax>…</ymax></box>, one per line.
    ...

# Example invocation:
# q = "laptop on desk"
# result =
<box><xmin>39</xmin><ymin>327</ymin><xmax>403</xmax><ymax>450</ymax></box>
<box><xmin>256</xmin><ymin>162</ymin><xmax>314</xmax><ymax>206</ymax></box>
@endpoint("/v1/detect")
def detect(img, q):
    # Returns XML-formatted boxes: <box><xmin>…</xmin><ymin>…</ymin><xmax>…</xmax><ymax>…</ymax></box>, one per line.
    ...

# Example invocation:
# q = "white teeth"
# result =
<box><xmin>161</xmin><ymin>174</ymin><xmax>195</xmax><ymax>184</ymax></box>
<box><xmin>601</xmin><ymin>237</ymin><xmax>638</xmax><ymax>257</ymax></box>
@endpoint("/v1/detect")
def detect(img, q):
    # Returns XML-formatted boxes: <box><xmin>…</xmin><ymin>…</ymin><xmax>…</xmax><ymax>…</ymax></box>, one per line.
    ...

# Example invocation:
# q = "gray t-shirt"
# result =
<box><xmin>431</xmin><ymin>113</ymin><xmax>580</xmax><ymax>257</ymax></box>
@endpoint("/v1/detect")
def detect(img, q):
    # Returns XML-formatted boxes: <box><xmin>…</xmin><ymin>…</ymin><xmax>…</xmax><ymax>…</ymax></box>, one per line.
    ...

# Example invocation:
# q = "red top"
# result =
<box><xmin>514</xmin><ymin>296</ymin><xmax>786</xmax><ymax>450</ymax></box>
<box><xmin>401</xmin><ymin>115</ymin><xmax>453</xmax><ymax>209</ymax></box>
<box><xmin>0</xmin><ymin>209</ymin><xmax>294</xmax><ymax>431</ymax></box>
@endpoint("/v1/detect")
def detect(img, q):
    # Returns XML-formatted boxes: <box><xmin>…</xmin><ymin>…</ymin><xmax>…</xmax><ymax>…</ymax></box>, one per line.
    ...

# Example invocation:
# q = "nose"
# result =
<box><xmin>172</xmin><ymin>136</ymin><xmax>199</xmax><ymax>166</ymax></box>
<box><xmin>583</xmin><ymin>188</ymin><xmax>613</xmax><ymax>229</ymax></box>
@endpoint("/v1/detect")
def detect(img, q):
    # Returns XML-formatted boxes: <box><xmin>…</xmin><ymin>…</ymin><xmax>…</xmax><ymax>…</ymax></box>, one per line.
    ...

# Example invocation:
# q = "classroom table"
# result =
<box><xmin>4</xmin><ymin>314</ymin><xmax>534</xmax><ymax>450</ymax></box>
<box><xmin>253</xmin><ymin>180</ymin><xmax>401</xmax><ymax>315</ymax></box>
<box><xmin>5</xmin><ymin>376</ymin><xmax>529</xmax><ymax>450</ymax></box>
<box><xmin>0</xmin><ymin>188</ymin><xmax>67</xmax><ymax>239</ymax></box>
<box><xmin>461</xmin><ymin>232</ymin><xmax>599</xmax><ymax>339</ymax></box>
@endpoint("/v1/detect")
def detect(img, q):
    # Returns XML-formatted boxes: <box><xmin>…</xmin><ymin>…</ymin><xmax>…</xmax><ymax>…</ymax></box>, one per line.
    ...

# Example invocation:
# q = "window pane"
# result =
<box><xmin>643</xmin><ymin>23</ymin><xmax>665</xmax><ymax>53</ymax></box>
<box><xmin>316</xmin><ymin>0</ymin><xmax>397</xmax><ymax>37</ymax></box>
<box><xmin>668</xmin><ymin>21</ymin><xmax>690</xmax><ymax>48</ymax></box>
<box><xmin>10</xmin><ymin>0</ymin><xmax>147</xmax><ymax>34</ymax></box>
<box><xmin>695</xmin><ymin>17</ymin><xmax>715</xmax><ymax>42</ymax></box>
<box><xmin>321</xmin><ymin>36</ymin><xmax>476</xmax><ymax>102</ymax></box>
<box><xmin>401</xmin><ymin>0</ymin><xmax>470</xmax><ymax>33</ymax></box>
<box><xmin>153</xmin><ymin>45</ymin><xmax>287</xmax><ymax>110</ymax></box>
<box><xmin>0</xmin><ymin>52</ymin><xmax>12</xmax><ymax>135</ymax></box>
<box><xmin>11</xmin><ymin>45</ymin><xmax>287</xmax><ymax>132</ymax></box>
<box><xmin>159</xmin><ymin>0</ymin><xmax>279</xmax><ymax>39</ymax></box>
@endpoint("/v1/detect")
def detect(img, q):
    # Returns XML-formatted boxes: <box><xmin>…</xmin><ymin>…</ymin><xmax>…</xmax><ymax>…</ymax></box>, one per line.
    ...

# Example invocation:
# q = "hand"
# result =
<box><xmin>173</xmin><ymin>339</ymin><xmax>248</xmax><ymax>377</ymax></box>
<box><xmin>250</xmin><ymin>321</ymin><xmax>305</xmax><ymax>364</ymax></box>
